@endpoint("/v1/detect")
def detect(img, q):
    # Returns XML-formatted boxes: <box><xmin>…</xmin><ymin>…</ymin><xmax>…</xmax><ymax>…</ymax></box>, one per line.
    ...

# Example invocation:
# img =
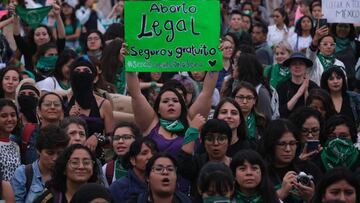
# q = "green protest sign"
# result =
<box><xmin>124</xmin><ymin>0</ymin><xmax>222</xmax><ymax>72</ymax></box>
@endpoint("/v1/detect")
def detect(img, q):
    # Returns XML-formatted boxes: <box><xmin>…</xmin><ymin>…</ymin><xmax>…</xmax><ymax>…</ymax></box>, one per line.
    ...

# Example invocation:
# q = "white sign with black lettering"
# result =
<box><xmin>322</xmin><ymin>0</ymin><xmax>360</xmax><ymax>23</ymax></box>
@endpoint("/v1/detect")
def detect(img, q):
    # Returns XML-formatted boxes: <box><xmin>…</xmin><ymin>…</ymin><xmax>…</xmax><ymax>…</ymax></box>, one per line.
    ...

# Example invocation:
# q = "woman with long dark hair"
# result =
<box><xmin>10</xmin><ymin>2</ymin><xmax>65</xmax><ymax>71</ymax></box>
<box><xmin>60</xmin><ymin>2</ymin><xmax>81</xmax><ymax>51</ymax></box>
<box><xmin>320</xmin><ymin>67</ymin><xmax>360</xmax><ymax>127</ymax></box>
<box><xmin>100</xmin><ymin>39</ymin><xmax>125</xmax><ymax>94</ymax></box>
<box><xmin>288</xmin><ymin>15</ymin><xmax>315</xmax><ymax>53</ymax></box>
<box><xmin>0</xmin><ymin>99</ymin><xmax>20</xmax><ymax>181</ymax></box>
<box><xmin>34</xmin><ymin>144</ymin><xmax>98</xmax><ymax>203</ymax></box>
<box><xmin>213</xmin><ymin>98</ymin><xmax>250</xmax><ymax>154</ymax></box>
<box><xmin>259</xmin><ymin>119</ymin><xmax>322</xmax><ymax>203</ymax></box>
<box><xmin>221</xmin><ymin>53</ymin><xmax>273</xmax><ymax>120</ymax></box>
<box><xmin>230</xmin><ymin>150</ymin><xmax>280</xmax><ymax>203</ymax></box>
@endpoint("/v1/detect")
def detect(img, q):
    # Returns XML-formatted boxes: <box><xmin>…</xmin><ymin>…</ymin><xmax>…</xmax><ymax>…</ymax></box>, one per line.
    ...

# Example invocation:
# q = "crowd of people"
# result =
<box><xmin>0</xmin><ymin>0</ymin><xmax>359</xmax><ymax>202</ymax></box>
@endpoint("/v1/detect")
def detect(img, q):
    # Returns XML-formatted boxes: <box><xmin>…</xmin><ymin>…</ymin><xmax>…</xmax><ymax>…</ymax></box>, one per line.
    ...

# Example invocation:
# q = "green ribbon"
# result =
<box><xmin>317</xmin><ymin>52</ymin><xmax>335</xmax><ymax>71</ymax></box>
<box><xmin>320</xmin><ymin>137</ymin><xmax>359</xmax><ymax>171</ymax></box>
<box><xmin>246</xmin><ymin>112</ymin><xmax>256</xmax><ymax>140</ymax></box>
<box><xmin>36</xmin><ymin>55</ymin><xmax>58</xmax><ymax>71</ymax></box>
<box><xmin>203</xmin><ymin>196</ymin><xmax>231</xmax><ymax>203</ymax></box>
<box><xmin>183</xmin><ymin>127</ymin><xmax>199</xmax><ymax>145</ymax></box>
<box><xmin>15</xmin><ymin>6</ymin><xmax>52</xmax><ymax>29</ymax></box>
<box><xmin>159</xmin><ymin>119</ymin><xmax>184</xmax><ymax>133</ymax></box>
<box><xmin>235</xmin><ymin>190</ymin><xmax>262</xmax><ymax>203</ymax></box>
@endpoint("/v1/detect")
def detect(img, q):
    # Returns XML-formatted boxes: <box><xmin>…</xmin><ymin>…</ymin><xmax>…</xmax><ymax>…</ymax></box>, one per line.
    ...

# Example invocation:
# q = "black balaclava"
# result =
<box><xmin>70</xmin><ymin>57</ymin><xmax>97</xmax><ymax>109</ymax></box>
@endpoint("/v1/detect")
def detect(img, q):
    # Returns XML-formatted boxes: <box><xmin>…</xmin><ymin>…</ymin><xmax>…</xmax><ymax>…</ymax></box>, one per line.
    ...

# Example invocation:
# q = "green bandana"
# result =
<box><xmin>321</xmin><ymin>137</ymin><xmax>359</xmax><ymax>171</ymax></box>
<box><xmin>183</xmin><ymin>127</ymin><xmax>199</xmax><ymax>145</ymax></box>
<box><xmin>159</xmin><ymin>119</ymin><xmax>184</xmax><ymax>133</ymax></box>
<box><xmin>115</xmin><ymin>68</ymin><xmax>126</xmax><ymax>94</ymax></box>
<box><xmin>203</xmin><ymin>196</ymin><xmax>231</xmax><ymax>203</ymax></box>
<box><xmin>36</xmin><ymin>55</ymin><xmax>58</xmax><ymax>71</ymax></box>
<box><xmin>335</xmin><ymin>37</ymin><xmax>355</xmax><ymax>53</ymax></box>
<box><xmin>264</xmin><ymin>64</ymin><xmax>290</xmax><ymax>88</ymax></box>
<box><xmin>235</xmin><ymin>190</ymin><xmax>262</xmax><ymax>203</ymax></box>
<box><xmin>58</xmin><ymin>80</ymin><xmax>70</xmax><ymax>90</ymax></box>
<box><xmin>114</xmin><ymin>157</ymin><xmax>127</xmax><ymax>180</ymax></box>
<box><xmin>246</xmin><ymin>112</ymin><xmax>256</xmax><ymax>140</ymax></box>
<box><xmin>15</xmin><ymin>6</ymin><xmax>52</xmax><ymax>29</ymax></box>
<box><xmin>317</xmin><ymin>52</ymin><xmax>335</xmax><ymax>71</ymax></box>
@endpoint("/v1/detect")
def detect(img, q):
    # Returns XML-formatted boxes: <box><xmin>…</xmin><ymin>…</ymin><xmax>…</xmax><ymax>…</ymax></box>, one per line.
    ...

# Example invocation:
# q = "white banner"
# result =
<box><xmin>322</xmin><ymin>0</ymin><xmax>360</xmax><ymax>23</ymax></box>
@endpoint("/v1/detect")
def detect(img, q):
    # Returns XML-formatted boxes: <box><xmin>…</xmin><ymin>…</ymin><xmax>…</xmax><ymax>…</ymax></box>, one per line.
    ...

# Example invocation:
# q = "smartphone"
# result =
<box><xmin>307</xmin><ymin>140</ymin><xmax>320</xmax><ymax>152</ymax></box>
<box><xmin>318</xmin><ymin>18</ymin><xmax>327</xmax><ymax>27</ymax></box>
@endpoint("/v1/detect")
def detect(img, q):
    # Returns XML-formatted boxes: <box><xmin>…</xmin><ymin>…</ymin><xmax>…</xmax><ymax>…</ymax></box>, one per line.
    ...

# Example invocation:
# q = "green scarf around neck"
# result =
<box><xmin>114</xmin><ymin>157</ymin><xmax>127</xmax><ymax>180</ymax></box>
<box><xmin>317</xmin><ymin>52</ymin><xmax>335</xmax><ymax>71</ymax></box>
<box><xmin>335</xmin><ymin>37</ymin><xmax>354</xmax><ymax>53</ymax></box>
<box><xmin>246</xmin><ymin>112</ymin><xmax>256</xmax><ymax>140</ymax></box>
<box><xmin>320</xmin><ymin>137</ymin><xmax>359</xmax><ymax>171</ymax></box>
<box><xmin>235</xmin><ymin>190</ymin><xmax>263</xmax><ymax>203</ymax></box>
<box><xmin>159</xmin><ymin>119</ymin><xmax>184</xmax><ymax>133</ymax></box>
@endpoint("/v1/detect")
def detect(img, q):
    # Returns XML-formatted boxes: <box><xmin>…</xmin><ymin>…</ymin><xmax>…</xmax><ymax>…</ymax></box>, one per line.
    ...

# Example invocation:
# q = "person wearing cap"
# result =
<box><xmin>64</xmin><ymin>56</ymin><xmax>114</xmax><ymax>162</ymax></box>
<box><xmin>276</xmin><ymin>52</ymin><xmax>318</xmax><ymax>118</ymax></box>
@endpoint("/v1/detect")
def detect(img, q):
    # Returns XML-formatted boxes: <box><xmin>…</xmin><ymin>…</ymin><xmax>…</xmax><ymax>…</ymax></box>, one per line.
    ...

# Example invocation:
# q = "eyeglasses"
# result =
<box><xmin>277</xmin><ymin>140</ymin><xmax>298</xmax><ymax>149</ymax></box>
<box><xmin>42</xmin><ymin>101</ymin><xmax>62</xmax><ymax>108</ymax></box>
<box><xmin>301</xmin><ymin>128</ymin><xmax>320</xmax><ymax>135</ymax></box>
<box><xmin>113</xmin><ymin>134</ymin><xmax>135</xmax><ymax>142</ymax></box>
<box><xmin>87</xmin><ymin>37</ymin><xmax>100</xmax><ymax>41</ymax></box>
<box><xmin>204</xmin><ymin>134</ymin><xmax>228</xmax><ymax>144</ymax></box>
<box><xmin>68</xmin><ymin>159</ymin><xmax>94</xmax><ymax>168</ymax></box>
<box><xmin>320</xmin><ymin>43</ymin><xmax>336</xmax><ymax>47</ymax></box>
<box><xmin>328</xmin><ymin>133</ymin><xmax>351</xmax><ymax>140</ymax></box>
<box><xmin>235</xmin><ymin>95</ymin><xmax>255</xmax><ymax>102</ymax></box>
<box><xmin>151</xmin><ymin>165</ymin><xmax>177</xmax><ymax>174</ymax></box>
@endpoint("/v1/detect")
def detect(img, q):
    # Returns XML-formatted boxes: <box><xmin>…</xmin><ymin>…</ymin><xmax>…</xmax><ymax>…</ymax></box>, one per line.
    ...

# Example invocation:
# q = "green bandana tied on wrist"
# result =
<box><xmin>16</xmin><ymin>6</ymin><xmax>52</xmax><ymax>29</ymax></box>
<box><xmin>321</xmin><ymin>137</ymin><xmax>359</xmax><ymax>171</ymax></box>
<box><xmin>183</xmin><ymin>127</ymin><xmax>199</xmax><ymax>145</ymax></box>
<box><xmin>317</xmin><ymin>52</ymin><xmax>335</xmax><ymax>71</ymax></box>
<box><xmin>246</xmin><ymin>112</ymin><xmax>256</xmax><ymax>140</ymax></box>
<box><xmin>159</xmin><ymin>119</ymin><xmax>185</xmax><ymax>133</ymax></box>
<box><xmin>235</xmin><ymin>190</ymin><xmax>263</xmax><ymax>203</ymax></box>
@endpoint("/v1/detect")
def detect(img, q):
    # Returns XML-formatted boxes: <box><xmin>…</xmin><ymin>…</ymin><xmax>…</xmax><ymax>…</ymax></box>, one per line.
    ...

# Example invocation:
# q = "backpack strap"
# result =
<box><xmin>25</xmin><ymin>164</ymin><xmax>33</xmax><ymax>194</ymax></box>
<box><xmin>105</xmin><ymin>160</ymin><xmax>115</xmax><ymax>185</ymax></box>
<box><xmin>21</xmin><ymin>123</ymin><xmax>37</xmax><ymax>155</ymax></box>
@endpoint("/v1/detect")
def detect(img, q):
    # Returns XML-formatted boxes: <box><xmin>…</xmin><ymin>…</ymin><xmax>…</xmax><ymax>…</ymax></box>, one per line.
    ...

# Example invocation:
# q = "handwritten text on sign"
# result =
<box><xmin>124</xmin><ymin>0</ymin><xmax>222</xmax><ymax>72</ymax></box>
<box><xmin>322</xmin><ymin>0</ymin><xmax>360</xmax><ymax>23</ymax></box>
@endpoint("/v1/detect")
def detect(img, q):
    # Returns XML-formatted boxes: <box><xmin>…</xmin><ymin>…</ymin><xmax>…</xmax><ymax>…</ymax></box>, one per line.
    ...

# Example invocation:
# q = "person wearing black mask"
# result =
<box><xmin>65</xmin><ymin>56</ymin><xmax>114</xmax><ymax>162</ymax></box>
<box><xmin>15</xmin><ymin>79</ymin><xmax>41</xmax><ymax>125</ymax></box>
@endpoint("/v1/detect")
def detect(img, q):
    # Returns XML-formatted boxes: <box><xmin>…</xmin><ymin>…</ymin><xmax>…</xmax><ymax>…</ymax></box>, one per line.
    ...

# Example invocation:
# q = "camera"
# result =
<box><xmin>296</xmin><ymin>172</ymin><xmax>313</xmax><ymax>186</ymax></box>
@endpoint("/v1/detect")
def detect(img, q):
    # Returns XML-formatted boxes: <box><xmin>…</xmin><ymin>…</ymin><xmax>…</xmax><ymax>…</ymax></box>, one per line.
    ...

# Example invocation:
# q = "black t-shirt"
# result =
<box><xmin>277</xmin><ymin>79</ymin><xmax>318</xmax><ymax>118</ymax></box>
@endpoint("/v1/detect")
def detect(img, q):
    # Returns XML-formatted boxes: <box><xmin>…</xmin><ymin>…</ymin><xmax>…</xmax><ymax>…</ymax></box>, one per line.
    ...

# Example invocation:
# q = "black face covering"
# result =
<box><xmin>71</xmin><ymin>71</ymin><xmax>96</xmax><ymax>109</ymax></box>
<box><xmin>18</xmin><ymin>95</ymin><xmax>38</xmax><ymax>123</ymax></box>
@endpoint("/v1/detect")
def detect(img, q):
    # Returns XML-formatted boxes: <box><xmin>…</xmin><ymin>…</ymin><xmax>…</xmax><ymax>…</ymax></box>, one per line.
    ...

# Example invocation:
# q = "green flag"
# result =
<box><xmin>15</xmin><ymin>6</ymin><xmax>52</xmax><ymax>29</ymax></box>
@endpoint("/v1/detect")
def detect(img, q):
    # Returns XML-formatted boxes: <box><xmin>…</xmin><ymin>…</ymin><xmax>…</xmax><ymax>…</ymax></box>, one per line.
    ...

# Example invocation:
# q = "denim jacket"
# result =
<box><xmin>11</xmin><ymin>160</ymin><xmax>46</xmax><ymax>203</ymax></box>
